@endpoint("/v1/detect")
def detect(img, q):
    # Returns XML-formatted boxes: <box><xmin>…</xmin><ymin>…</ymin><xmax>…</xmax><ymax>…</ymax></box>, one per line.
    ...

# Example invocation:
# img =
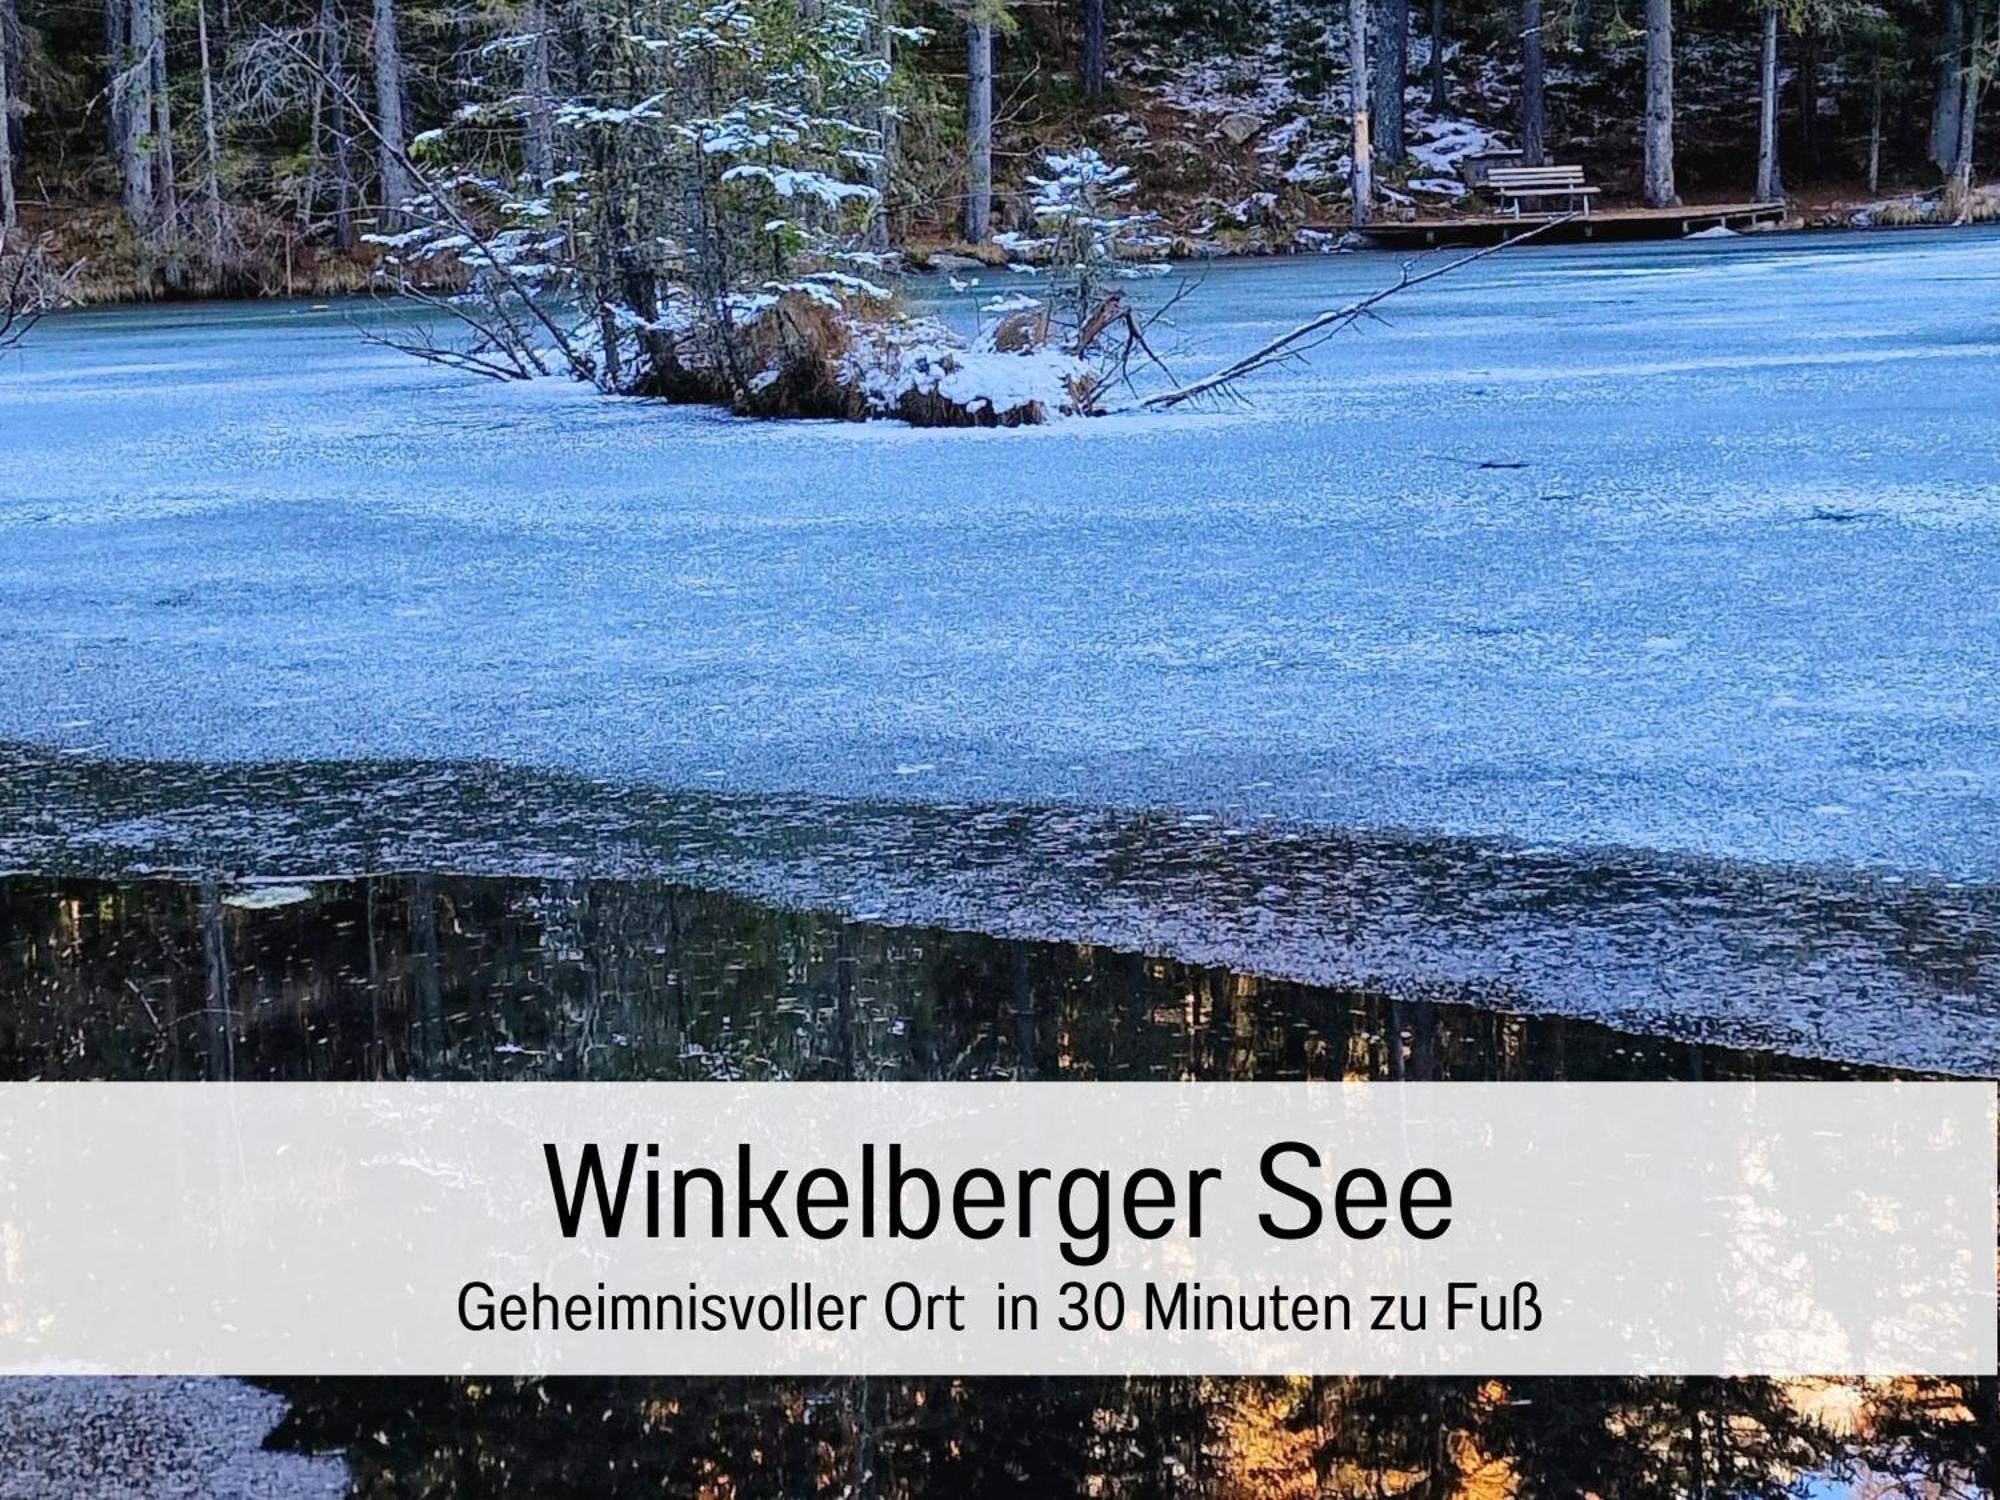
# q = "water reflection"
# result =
<box><xmin>8</xmin><ymin>744</ymin><xmax>1999</xmax><ymax>1075</ymax></box>
<box><xmin>3</xmin><ymin>873</ymin><xmax>1992</xmax><ymax>1497</ymax></box>
<box><xmin>0</xmin><ymin>874</ymin><xmax>1909</xmax><ymax>1085</ymax></box>
<box><xmin>259</xmin><ymin>1372</ymin><xmax>2000</xmax><ymax>1500</ymax></box>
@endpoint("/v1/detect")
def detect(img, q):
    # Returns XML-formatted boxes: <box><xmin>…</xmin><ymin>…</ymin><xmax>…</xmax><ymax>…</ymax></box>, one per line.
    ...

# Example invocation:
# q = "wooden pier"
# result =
<box><xmin>1346</xmin><ymin>201</ymin><xmax>1790</xmax><ymax>249</ymax></box>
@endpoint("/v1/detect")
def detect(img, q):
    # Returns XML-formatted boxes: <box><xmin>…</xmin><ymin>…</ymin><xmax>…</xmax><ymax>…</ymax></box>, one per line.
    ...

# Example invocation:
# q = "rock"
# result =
<box><xmin>1217</xmin><ymin>112</ymin><xmax>1263</xmax><ymax>147</ymax></box>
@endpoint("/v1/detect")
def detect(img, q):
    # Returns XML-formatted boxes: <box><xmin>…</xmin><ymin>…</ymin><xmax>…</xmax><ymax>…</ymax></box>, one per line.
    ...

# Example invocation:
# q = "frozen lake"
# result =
<box><xmin>4</xmin><ymin>229</ymin><xmax>1998</xmax><ymax>882</ymax></box>
<box><xmin>4</xmin><ymin>233</ymin><xmax>1990</xmax><ymax>1492</ymax></box>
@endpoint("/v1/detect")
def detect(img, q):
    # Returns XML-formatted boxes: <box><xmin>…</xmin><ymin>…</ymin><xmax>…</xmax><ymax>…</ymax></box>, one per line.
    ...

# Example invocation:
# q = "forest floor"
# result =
<box><xmin>28</xmin><ymin>168</ymin><xmax>1994</xmax><ymax>308</ymax></box>
<box><xmin>903</xmin><ymin>7</ymin><xmax>1998</xmax><ymax>259</ymax></box>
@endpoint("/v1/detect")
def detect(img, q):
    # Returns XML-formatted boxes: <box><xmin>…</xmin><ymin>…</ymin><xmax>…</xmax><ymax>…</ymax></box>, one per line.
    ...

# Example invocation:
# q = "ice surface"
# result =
<box><xmin>0</xmin><ymin>1378</ymin><xmax>345</xmax><ymax>1498</ymax></box>
<box><xmin>1</xmin><ymin>231</ymin><xmax>1999</xmax><ymax>882</ymax></box>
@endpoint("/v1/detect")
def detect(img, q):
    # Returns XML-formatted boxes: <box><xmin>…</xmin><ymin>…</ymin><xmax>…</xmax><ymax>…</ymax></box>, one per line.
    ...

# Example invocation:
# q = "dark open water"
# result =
<box><xmin>3</xmin><ymin>867</ymin><xmax>1992</xmax><ymax>1497</ymax></box>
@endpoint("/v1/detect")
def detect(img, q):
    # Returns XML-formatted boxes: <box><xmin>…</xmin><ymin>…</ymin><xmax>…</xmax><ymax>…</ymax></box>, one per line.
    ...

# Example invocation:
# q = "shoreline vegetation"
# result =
<box><xmin>9</xmin><ymin>181</ymin><xmax>1996</xmax><ymax>313</ymax></box>
<box><xmin>0</xmin><ymin>0</ymin><xmax>1994</xmax><ymax>416</ymax></box>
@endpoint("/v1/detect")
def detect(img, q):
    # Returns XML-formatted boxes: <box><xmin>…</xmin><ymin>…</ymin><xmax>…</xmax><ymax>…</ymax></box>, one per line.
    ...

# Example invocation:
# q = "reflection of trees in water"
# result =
<box><xmin>259</xmin><ymin>1371</ymin><xmax>1999</xmax><ymax>1498</ymax></box>
<box><xmin>1</xmin><ymin>875</ymin><xmax>1986</xmax><ymax>1497</ymax></box>
<box><xmin>0</xmin><ymin>876</ymin><xmax>1901</xmax><ymax>1086</ymax></box>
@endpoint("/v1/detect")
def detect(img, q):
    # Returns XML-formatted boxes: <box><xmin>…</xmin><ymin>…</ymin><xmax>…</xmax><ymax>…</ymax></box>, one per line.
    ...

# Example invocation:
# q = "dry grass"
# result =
<box><xmin>731</xmin><ymin>294</ymin><xmax>871</xmax><ymax>419</ymax></box>
<box><xmin>19</xmin><ymin>203</ymin><xmax>386</xmax><ymax>304</ymax></box>
<box><xmin>1867</xmin><ymin>197</ymin><xmax>1937</xmax><ymax>227</ymax></box>
<box><xmin>1864</xmin><ymin>186</ymin><xmax>1999</xmax><ymax>228</ymax></box>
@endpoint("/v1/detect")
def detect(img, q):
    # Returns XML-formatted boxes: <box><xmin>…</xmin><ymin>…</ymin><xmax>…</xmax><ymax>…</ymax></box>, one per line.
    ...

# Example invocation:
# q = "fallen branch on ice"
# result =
<box><xmin>1137</xmin><ymin>216</ymin><xmax>1576</xmax><ymax>412</ymax></box>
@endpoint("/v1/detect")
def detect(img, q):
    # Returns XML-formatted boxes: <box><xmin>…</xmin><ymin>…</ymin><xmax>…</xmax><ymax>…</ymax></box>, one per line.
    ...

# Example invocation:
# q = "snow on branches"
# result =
<box><xmin>353</xmin><ymin>0</ymin><xmax>898</xmax><ymax>401</ymax></box>
<box><xmin>356</xmin><ymin>15</ymin><xmax>1175</xmax><ymax>428</ymax></box>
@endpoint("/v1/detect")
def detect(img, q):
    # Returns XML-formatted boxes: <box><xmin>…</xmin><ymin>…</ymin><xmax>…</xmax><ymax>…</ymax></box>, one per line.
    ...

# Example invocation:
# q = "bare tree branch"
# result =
<box><xmin>262</xmin><ymin>25</ymin><xmax>596</xmax><ymax>385</ymax></box>
<box><xmin>0</xmin><ymin>233</ymin><xmax>84</xmax><ymax>352</ymax></box>
<box><xmin>1137</xmin><ymin>217</ymin><xmax>1575</xmax><ymax>412</ymax></box>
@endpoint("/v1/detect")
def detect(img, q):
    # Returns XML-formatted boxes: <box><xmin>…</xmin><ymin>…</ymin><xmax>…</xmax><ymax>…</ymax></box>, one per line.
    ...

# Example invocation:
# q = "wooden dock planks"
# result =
<box><xmin>1338</xmin><ymin>202</ymin><xmax>1790</xmax><ymax>248</ymax></box>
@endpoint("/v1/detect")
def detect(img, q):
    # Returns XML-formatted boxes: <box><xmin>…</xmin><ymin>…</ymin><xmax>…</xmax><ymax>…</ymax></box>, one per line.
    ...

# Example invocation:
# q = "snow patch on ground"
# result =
<box><xmin>1136</xmin><ymin>2</ymin><xmax>1505</xmax><ymax>215</ymax></box>
<box><xmin>1409</xmin><ymin>116</ymin><xmax>1506</xmax><ymax>176</ymax></box>
<box><xmin>845</xmin><ymin>323</ymin><xmax>1089</xmax><ymax>424</ymax></box>
<box><xmin>0</xmin><ymin>1379</ymin><xmax>345</xmax><ymax>1499</ymax></box>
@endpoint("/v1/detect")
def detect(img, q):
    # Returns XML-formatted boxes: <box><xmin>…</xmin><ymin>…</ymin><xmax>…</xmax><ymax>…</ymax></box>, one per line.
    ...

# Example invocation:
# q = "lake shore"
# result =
<box><xmin>14</xmin><ymin>184</ymin><xmax>1995</xmax><ymax>309</ymax></box>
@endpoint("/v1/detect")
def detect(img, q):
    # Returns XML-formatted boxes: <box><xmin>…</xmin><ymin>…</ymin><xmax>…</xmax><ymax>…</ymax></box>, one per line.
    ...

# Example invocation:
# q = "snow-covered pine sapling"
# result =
<box><xmin>542</xmin><ymin>0</ymin><xmax>905</xmax><ymax>406</ymax></box>
<box><xmin>1008</xmin><ymin>149</ymin><xmax>1167</xmax><ymax>351</ymax></box>
<box><xmin>984</xmin><ymin>148</ymin><xmax>1177</xmax><ymax>411</ymax></box>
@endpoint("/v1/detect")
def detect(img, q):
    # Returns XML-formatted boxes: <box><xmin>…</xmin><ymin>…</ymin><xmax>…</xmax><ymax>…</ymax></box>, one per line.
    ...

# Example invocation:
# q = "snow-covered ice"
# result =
<box><xmin>1</xmin><ymin>229</ymin><xmax>1999</xmax><ymax>885</ymax></box>
<box><xmin>0</xmin><ymin>1379</ymin><xmax>344</xmax><ymax>1499</ymax></box>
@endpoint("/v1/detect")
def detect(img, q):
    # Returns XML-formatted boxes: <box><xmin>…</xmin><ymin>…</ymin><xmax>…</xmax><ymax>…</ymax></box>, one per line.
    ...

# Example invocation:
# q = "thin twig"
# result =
<box><xmin>0</xmin><ymin>232</ymin><xmax>83</xmax><ymax>351</ymax></box>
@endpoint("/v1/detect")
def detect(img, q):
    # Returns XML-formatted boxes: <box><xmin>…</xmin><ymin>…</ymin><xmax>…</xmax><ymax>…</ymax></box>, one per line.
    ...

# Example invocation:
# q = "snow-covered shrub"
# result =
<box><xmin>998</xmin><ymin>149</ymin><xmax>1169</xmax><ymax>343</ymax></box>
<box><xmin>363</xmin><ymin>9</ymin><xmax>1143</xmax><ymax>426</ymax></box>
<box><xmin>366</xmin><ymin>0</ymin><xmax>925</xmax><ymax>407</ymax></box>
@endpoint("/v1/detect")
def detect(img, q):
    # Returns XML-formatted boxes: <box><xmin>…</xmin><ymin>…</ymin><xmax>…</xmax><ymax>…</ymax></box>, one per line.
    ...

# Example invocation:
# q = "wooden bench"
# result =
<box><xmin>1488</xmin><ymin>165</ymin><xmax>1600</xmax><ymax>217</ymax></box>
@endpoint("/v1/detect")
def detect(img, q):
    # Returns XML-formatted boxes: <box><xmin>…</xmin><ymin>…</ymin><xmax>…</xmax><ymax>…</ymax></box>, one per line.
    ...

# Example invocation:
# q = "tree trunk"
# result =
<box><xmin>1349</xmin><ymin>0</ymin><xmax>1372</xmax><ymax>225</ymax></box>
<box><xmin>321</xmin><ymin>0</ymin><xmax>355</xmax><ymax>250</ymax></box>
<box><xmin>1754</xmin><ymin>1</ymin><xmax>1781</xmax><ymax>202</ymax></box>
<box><xmin>868</xmin><ymin>0</ymin><xmax>896</xmax><ymax>247</ymax></box>
<box><xmin>1643</xmin><ymin>0</ymin><xmax>1676</xmax><ymax>207</ymax></box>
<box><xmin>1081</xmin><ymin>0</ymin><xmax>1106</xmax><ymax>99</ymax></box>
<box><xmin>196</xmin><ymin>0</ymin><xmax>226</xmax><ymax>265</ymax></box>
<box><xmin>523</xmin><ymin>0</ymin><xmax>555</xmax><ymax>186</ymax></box>
<box><xmin>1931</xmin><ymin>0</ymin><xmax>1966</xmax><ymax>172</ymax></box>
<box><xmin>1950</xmin><ymin>0</ymin><xmax>1988</xmax><ymax>221</ymax></box>
<box><xmin>0</xmin><ymin>0</ymin><xmax>16</xmax><ymax>233</ymax></box>
<box><xmin>301</xmin><ymin>28</ymin><xmax>323</xmax><ymax>229</ymax></box>
<box><xmin>1867</xmin><ymin>64</ymin><xmax>1882</xmax><ymax>195</ymax></box>
<box><xmin>964</xmin><ymin>20</ymin><xmax>992</xmax><ymax>241</ymax></box>
<box><xmin>1373</xmin><ymin>0</ymin><xmax>1406</xmax><ymax>164</ymax></box>
<box><xmin>1520</xmin><ymin>0</ymin><xmax>1545</xmax><ymax>166</ymax></box>
<box><xmin>371</xmin><ymin>0</ymin><xmax>411</xmax><ymax>226</ymax></box>
<box><xmin>1428</xmin><ymin>0</ymin><xmax>1445</xmax><ymax>112</ymax></box>
<box><xmin>117</xmin><ymin>0</ymin><xmax>155</xmax><ymax>228</ymax></box>
<box><xmin>148</xmin><ymin>0</ymin><xmax>179</xmax><ymax>248</ymax></box>
<box><xmin>104</xmin><ymin>0</ymin><xmax>129</xmax><ymax>167</ymax></box>
<box><xmin>1797</xmin><ymin>26</ymin><xmax>1820</xmax><ymax>175</ymax></box>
